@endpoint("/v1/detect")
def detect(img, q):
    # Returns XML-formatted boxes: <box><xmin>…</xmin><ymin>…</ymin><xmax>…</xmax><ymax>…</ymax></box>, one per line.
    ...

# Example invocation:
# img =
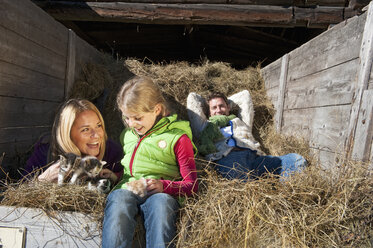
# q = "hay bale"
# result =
<box><xmin>1</xmin><ymin>181</ymin><xmax>106</xmax><ymax>223</ymax></box>
<box><xmin>176</xmin><ymin>161</ymin><xmax>373</xmax><ymax>248</ymax></box>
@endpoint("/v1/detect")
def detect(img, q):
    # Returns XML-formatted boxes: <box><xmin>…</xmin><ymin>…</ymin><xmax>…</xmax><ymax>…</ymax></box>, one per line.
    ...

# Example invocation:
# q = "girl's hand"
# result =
<box><xmin>99</xmin><ymin>168</ymin><xmax>118</xmax><ymax>183</ymax></box>
<box><xmin>146</xmin><ymin>179</ymin><xmax>164</xmax><ymax>195</ymax></box>
<box><xmin>38</xmin><ymin>161</ymin><xmax>60</xmax><ymax>183</ymax></box>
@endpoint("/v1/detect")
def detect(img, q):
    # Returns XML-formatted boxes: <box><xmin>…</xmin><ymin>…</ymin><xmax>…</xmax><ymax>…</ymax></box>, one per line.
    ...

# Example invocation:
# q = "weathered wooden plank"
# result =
<box><xmin>31</xmin><ymin>0</ymin><xmax>348</xmax><ymax>6</ymax></box>
<box><xmin>313</xmin><ymin>148</ymin><xmax>342</xmax><ymax>169</ymax></box>
<box><xmin>33</xmin><ymin>0</ymin><xmax>294</xmax><ymax>4</ymax></box>
<box><xmin>0</xmin><ymin>0</ymin><xmax>68</xmax><ymax>58</ymax></box>
<box><xmin>35</xmin><ymin>2</ymin><xmax>298</xmax><ymax>26</ymax></box>
<box><xmin>369</xmin><ymin>66</ymin><xmax>373</xmax><ymax>89</ymax></box>
<box><xmin>345</xmin><ymin>2</ymin><xmax>373</xmax><ymax>159</ymax></box>
<box><xmin>0</xmin><ymin>61</ymin><xmax>64</xmax><ymax>102</ymax></box>
<box><xmin>275</xmin><ymin>54</ymin><xmax>289</xmax><ymax>132</ymax></box>
<box><xmin>281</xmin><ymin>105</ymin><xmax>351</xmax><ymax>154</ymax></box>
<box><xmin>0</xmin><ymin>25</ymin><xmax>67</xmax><ymax>80</ymax></box>
<box><xmin>0</xmin><ymin>127</ymin><xmax>50</xmax><ymax>145</ymax></box>
<box><xmin>284</xmin><ymin>58</ymin><xmax>358</xmax><ymax>109</ymax></box>
<box><xmin>65</xmin><ymin>29</ymin><xmax>76</xmax><ymax>100</ymax></box>
<box><xmin>0</xmin><ymin>206</ymin><xmax>101</xmax><ymax>248</ymax></box>
<box><xmin>74</xmin><ymin>33</ymin><xmax>106</xmax><ymax>67</ymax></box>
<box><xmin>351</xmin><ymin>90</ymin><xmax>373</xmax><ymax>161</ymax></box>
<box><xmin>287</xmin><ymin>13</ymin><xmax>365</xmax><ymax>82</ymax></box>
<box><xmin>0</xmin><ymin>97</ymin><xmax>59</xmax><ymax>128</ymax></box>
<box><xmin>294</xmin><ymin>6</ymin><xmax>344</xmax><ymax>26</ymax></box>
<box><xmin>265</xmin><ymin>88</ymin><xmax>279</xmax><ymax>104</ymax></box>
<box><xmin>261</xmin><ymin>56</ymin><xmax>282</xmax><ymax>90</ymax></box>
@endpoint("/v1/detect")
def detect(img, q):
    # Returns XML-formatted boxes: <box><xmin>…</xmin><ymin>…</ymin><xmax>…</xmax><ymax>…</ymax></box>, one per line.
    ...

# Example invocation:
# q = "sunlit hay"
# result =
<box><xmin>176</xmin><ymin>160</ymin><xmax>373</xmax><ymax>248</ymax></box>
<box><xmin>125</xmin><ymin>59</ymin><xmax>274</xmax><ymax>132</ymax></box>
<box><xmin>69</xmin><ymin>57</ymin><xmax>276</xmax><ymax>150</ymax></box>
<box><xmin>1</xmin><ymin>178</ymin><xmax>106</xmax><ymax>224</ymax></box>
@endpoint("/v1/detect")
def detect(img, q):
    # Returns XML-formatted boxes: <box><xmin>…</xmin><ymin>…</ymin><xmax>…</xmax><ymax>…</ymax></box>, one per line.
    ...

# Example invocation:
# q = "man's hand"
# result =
<box><xmin>146</xmin><ymin>179</ymin><xmax>164</xmax><ymax>195</ymax></box>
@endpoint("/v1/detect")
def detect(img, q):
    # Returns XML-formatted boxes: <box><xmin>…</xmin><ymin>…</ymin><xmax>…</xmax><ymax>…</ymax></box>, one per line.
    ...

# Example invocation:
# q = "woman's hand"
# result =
<box><xmin>146</xmin><ymin>179</ymin><xmax>164</xmax><ymax>195</ymax></box>
<box><xmin>38</xmin><ymin>161</ymin><xmax>60</xmax><ymax>183</ymax></box>
<box><xmin>99</xmin><ymin>168</ymin><xmax>118</xmax><ymax>183</ymax></box>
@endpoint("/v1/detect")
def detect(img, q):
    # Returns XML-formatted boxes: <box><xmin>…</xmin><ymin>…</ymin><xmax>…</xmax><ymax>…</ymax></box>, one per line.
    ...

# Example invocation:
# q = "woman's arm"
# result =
<box><xmin>101</xmin><ymin>139</ymin><xmax>124</xmax><ymax>183</ymax></box>
<box><xmin>160</xmin><ymin>134</ymin><xmax>198</xmax><ymax>197</ymax></box>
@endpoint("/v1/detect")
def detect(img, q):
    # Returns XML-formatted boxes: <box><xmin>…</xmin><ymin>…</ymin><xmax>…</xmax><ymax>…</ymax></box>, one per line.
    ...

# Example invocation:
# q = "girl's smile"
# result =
<box><xmin>122</xmin><ymin>104</ymin><xmax>162</xmax><ymax>135</ymax></box>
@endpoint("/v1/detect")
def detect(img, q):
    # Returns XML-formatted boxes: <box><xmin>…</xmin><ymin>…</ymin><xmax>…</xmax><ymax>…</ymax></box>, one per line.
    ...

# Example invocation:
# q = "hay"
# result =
<box><xmin>68</xmin><ymin>56</ymin><xmax>273</xmax><ymax>148</ymax></box>
<box><xmin>177</xmin><ymin>161</ymin><xmax>373</xmax><ymax>248</ymax></box>
<box><xmin>5</xmin><ymin>56</ymin><xmax>371</xmax><ymax>247</ymax></box>
<box><xmin>69</xmin><ymin>55</ymin><xmax>134</xmax><ymax>142</ymax></box>
<box><xmin>1</xmin><ymin>181</ymin><xmax>106</xmax><ymax>223</ymax></box>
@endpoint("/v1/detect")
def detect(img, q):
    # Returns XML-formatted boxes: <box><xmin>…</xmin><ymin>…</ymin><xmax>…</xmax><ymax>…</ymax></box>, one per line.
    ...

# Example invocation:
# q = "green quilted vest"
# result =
<box><xmin>116</xmin><ymin>114</ymin><xmax>196</xmax><ymax>190</ymax></box>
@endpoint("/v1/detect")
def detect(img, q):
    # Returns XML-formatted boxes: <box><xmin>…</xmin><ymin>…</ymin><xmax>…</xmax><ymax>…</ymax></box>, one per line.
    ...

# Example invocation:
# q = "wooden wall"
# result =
<box><xmin>261</xmin><ymin>2</ymin><xmax>373</xmax><ymax>168</ymax></box>
<box><xmin>0</xmin><ymin>0</ymin><xmax>101</xmax><ymax>177</ymax></box>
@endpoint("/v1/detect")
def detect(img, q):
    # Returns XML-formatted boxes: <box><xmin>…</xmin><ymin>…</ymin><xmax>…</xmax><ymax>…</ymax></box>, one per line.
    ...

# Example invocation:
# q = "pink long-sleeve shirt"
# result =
<box><xmin>160</xmin><ymin>134</ymin><xmax>198</xmax><ymax>196</ymax></box>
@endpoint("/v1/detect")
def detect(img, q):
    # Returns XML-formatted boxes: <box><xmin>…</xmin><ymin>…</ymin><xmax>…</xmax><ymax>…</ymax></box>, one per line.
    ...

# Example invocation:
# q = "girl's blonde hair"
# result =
<box><xmin>49</xmin><ymin>99</ymin><xmax>107</xmax><ymax>162</ymax></box>
<box><xmin>117</xmin><ymin>76</ymin><xmax>168</xmax><ymax>116</ymax></box>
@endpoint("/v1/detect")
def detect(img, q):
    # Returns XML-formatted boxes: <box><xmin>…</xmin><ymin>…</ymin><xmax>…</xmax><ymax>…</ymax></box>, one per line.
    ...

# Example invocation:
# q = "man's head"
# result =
<box><xmin>207</xmin><ymin>92</ymin><xmax>230</xmax><ymax>117</ymax></box>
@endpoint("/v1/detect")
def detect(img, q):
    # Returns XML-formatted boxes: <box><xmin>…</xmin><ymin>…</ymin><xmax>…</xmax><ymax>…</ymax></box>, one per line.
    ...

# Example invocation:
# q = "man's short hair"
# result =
<box><xmin>207</xmin><ymin>91</ymin><xmax>229</xmax><ymax>105</ymax></box>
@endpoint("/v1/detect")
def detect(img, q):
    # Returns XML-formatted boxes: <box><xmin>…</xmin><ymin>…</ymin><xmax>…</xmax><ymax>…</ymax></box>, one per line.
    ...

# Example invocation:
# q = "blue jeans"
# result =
<box><xmin>215</xmin><ymin>149</ymin><xmax>306</xmax><ymax>180</ymax></box>
<box><xmin>102</xmin><ymin>189</ymin><xmax>179</xmax><ymax>248</ymax></box>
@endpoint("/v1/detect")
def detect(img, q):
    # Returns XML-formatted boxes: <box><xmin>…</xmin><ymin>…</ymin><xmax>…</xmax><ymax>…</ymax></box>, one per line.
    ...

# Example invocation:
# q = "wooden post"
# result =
<box><xmin>65</xmin><ymin>29</ymin><xmax>76</xmax><ymax>99</ymax></box>
<box><xmin>345</xmin><ymin>1</ymin><xmax>373</xmax><ymax>161</ymax></box>
<box><xmin>352</xmin><ymin>90</ymin><xmax>373</xmax><ymax>161</ymax></box>
<box><xmin>275</xmin><ymin>53</ymin><xmax>289</xmax><ymax>132</ymax></box>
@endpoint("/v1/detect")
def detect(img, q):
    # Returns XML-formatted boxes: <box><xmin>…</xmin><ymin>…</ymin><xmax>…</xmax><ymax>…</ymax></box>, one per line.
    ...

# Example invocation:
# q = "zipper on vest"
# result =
<box><xmin>128</xmin><ymin>121</ymin><xmax>169</xmax><ymax>176</ymax></box>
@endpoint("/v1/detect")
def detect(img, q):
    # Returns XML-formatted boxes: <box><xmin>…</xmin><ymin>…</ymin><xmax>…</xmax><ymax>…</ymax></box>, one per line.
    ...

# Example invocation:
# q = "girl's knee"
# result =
<box><xmin>146</xmin><ymin>193</ymin><xmax>179</xmax><ymax>211</ymax></box>
<box><xmin>106</xmin><ymin>189</ymin><xmax>137</xmax><ymax>207</ymax></box>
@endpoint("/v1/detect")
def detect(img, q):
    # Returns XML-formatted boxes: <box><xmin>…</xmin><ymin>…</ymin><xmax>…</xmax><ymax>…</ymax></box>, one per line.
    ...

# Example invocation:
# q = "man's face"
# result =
<box><xmin>208</xmin><ymin>97</ymin><xmax>230</xmax><ymax>116</ymax></box>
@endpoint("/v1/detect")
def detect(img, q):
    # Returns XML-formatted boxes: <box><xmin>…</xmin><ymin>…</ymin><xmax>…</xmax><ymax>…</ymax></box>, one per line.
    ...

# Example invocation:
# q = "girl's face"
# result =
<box><xmin>70</xmin><ymin>110</ymin><xmax>104</xmax><ymax>157</ymax></box>
<box><xmin>122</xmin><ymin>105</ymin><xmax>161</xmax><ymax>135</ymax></box>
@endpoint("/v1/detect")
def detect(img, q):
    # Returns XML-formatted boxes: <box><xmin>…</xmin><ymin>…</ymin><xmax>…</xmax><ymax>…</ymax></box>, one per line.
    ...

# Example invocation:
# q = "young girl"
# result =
<box><xmin>102</xmin><ymin>76</ymin><xmax>198</xmax><ymax>248</ymax></box>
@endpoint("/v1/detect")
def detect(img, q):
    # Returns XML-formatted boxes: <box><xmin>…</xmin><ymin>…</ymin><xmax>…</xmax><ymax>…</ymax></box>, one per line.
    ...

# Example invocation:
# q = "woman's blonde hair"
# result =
<box><xmin>117</xmin><ymin>76</ymin><xmax>168</xmax><ymax>116</ymax></box>
<box><xmin>49</xmin><ymin>99</ymin><xmax>107</xmax><ymax>162</ymax></box>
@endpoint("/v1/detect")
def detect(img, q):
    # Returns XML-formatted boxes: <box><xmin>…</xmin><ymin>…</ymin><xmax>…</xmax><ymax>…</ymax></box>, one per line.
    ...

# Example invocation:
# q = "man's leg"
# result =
<box><xmin>215</xmin><ymin>150</ymin><xmax>258</xmax><ymax>180</ymax></box>
<box><xmin>278</xmin><ymin>153</ymin><xmax>307</xmax><ymax>179</ymax></box>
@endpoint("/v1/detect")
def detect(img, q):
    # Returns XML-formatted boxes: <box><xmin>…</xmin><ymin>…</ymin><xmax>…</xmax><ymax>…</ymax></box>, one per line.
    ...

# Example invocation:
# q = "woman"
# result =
<box><xmin>23</xmin><ymin>99</ymin><xmax>123</xmax><ymax>184</ymax></box>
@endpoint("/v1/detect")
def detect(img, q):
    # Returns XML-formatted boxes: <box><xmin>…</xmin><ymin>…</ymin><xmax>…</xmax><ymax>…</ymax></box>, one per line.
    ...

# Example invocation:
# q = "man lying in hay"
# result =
<box><xmin>187</xmin><ymin>90</ymin><xmax>307</xmax><ymax>181</ymax></box>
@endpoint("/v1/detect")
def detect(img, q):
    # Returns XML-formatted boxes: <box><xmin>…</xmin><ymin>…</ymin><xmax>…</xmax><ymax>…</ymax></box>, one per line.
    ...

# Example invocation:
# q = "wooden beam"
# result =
<box><xmin>345</xmin><ymin>1</ymin><xmax>373</xmax><ymax>160</ymax></box>
<box><xmin>32</xmin><ymin>0</ymin><xmax>294</xmax><ymax>5</ymax></box>
<box><xmin>32</xmin><ymin>1</ymin><xmax>356</xmax><ymax>27</ymax></box>
<box><xmin>275</xmin><ymin>53</ymin><xmax>289</xmax><ymax>132</ymax></box>
<box><xmin>33</xmin><ymin>0</ymin><xmax>348</xmax><ymax>7</ymax></box>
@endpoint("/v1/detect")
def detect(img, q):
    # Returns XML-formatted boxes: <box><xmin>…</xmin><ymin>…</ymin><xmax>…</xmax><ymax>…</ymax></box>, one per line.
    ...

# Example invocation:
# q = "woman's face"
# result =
<box><xmin>70</xmin><ymin>110</ymin><xmax>104</xmax><ymax>157</ymax></box>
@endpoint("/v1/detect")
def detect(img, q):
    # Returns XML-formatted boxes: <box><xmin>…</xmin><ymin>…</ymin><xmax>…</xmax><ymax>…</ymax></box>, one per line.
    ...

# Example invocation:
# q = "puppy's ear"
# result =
<box><xmin>100</xmin><ymin>160</ymin><xmax>107</xmax><ymax>166</ymax></box>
